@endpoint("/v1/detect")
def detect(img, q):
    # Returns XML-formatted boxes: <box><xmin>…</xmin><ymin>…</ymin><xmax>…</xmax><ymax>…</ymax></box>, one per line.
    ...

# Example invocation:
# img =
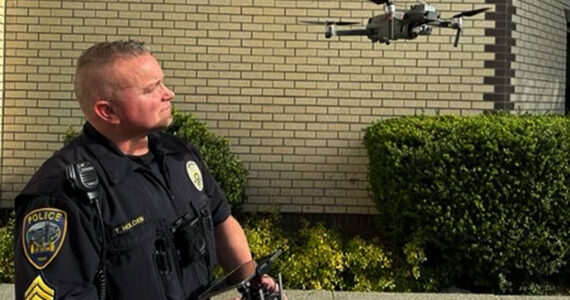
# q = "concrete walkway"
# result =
<box><xmin>3</xmin><ymin>284</ymin><xmax>569</xmax><ymax>299</ymax></box>
<box><xmin>214</xmin><ymin>289</ymin><xmax>570</xmax><ymax>300</ymax></box>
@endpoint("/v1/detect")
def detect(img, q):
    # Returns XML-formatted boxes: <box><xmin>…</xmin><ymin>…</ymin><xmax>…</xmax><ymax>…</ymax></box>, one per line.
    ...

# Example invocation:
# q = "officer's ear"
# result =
<box><xmin>94</xmin><ymin>100</ymin><xmax>120</xmax><ymax>125</ymax></box>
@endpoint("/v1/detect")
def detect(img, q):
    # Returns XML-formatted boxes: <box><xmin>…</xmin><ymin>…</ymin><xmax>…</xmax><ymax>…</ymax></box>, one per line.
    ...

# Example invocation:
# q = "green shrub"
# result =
<box><xmin>243</xmin><ymin>213</ymin><xmax>290</xmax><ymax>272</ymax></box>
<box><xmin>167</xmin><ymin>110</ymin><xmax>248</xmax><ymax>212</ymax></box>
<box><xmin>282</xmin><ymin>222</ymin><xmax>345</xmax><ymax>290</ymax></box>
<box><xmin>0</xmin><ymin>214</ymin><xmax>15</xmax><ymax>283</ymax></box>
<box><xmin>391</xmin><ymin>237</ymin><xmax>441</xmax><ymax>292</ymax></box>
<box><xmin>243</xmin><ymin>215</ymin><xmax>395</xmax><ymax>292</ymax></box>
<box><xmin>363</xmin><ymin>114</ymin><xmax>570</xmax><ymax>294</ymax></box>
<box><xmin>343</xmin><ymin>237</ymin><xmax>395</xmax><ymax>292</ymax></box>
<box><xmin>62</xmin><ymin>125</ymin><xmax>79</xmax><ymax>145</ymax></box>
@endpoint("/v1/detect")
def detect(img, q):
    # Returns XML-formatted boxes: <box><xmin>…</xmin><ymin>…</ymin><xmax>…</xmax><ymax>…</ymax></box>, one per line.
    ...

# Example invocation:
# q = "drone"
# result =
<box><xmin>303</xmin><ymin>0</ymin><xmax>490</xmax><ymax>47</ymax></box>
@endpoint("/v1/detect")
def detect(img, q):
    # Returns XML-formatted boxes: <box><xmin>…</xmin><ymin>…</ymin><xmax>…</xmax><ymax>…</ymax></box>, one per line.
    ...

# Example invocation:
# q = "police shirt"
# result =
<box><xmin>14</xmin><ymin>122</ymin><xmax>231</xmax><ymax>300</ymax></box>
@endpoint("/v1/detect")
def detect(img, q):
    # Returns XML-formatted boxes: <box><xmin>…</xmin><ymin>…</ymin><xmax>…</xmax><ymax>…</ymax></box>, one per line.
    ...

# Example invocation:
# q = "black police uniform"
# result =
<box><xmin>14</xmin><ymin>122</ymin><xmax>231</xmax><ymax>300</ymax></box>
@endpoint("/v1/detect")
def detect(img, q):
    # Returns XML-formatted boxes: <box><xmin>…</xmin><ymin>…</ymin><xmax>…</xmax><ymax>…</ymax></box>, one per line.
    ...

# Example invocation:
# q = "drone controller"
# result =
<box><xmin>198</xmin><ymin>249</ymin><xmax>284</xmax><ymax>300</ymax></box>
<box><xmin>238</xmin><ymin>272</ymin><xmax>284</xmax><ymax>300</ymax></box>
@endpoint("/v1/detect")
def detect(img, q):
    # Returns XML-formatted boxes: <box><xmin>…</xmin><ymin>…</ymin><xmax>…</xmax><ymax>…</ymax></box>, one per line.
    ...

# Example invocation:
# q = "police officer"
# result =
<box><xmin>14</xmin><ymin>40</ymin><xmax>279</xmax><ymax>300</ymax></box>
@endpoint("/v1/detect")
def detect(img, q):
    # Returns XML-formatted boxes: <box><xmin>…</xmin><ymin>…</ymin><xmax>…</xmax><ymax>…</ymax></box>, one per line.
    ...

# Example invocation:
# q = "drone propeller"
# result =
<box><xmin>368</xmin><ymin>0</ymin><xmax>390</xmax><ymax>4</ymax></box>
<box><xmin>452</xmin><ymin>7</ymin><xmax>490</xmax><ymax>19</ymax></box>
<box><xmin>301</xmin><ymin>21</ymin><xmax>360</xmax><ymax>26</ymax></box>
<box><xmin>449</xmin><ymin>7</ymin><xmax>489</xmax><ymax>47</ymax></box>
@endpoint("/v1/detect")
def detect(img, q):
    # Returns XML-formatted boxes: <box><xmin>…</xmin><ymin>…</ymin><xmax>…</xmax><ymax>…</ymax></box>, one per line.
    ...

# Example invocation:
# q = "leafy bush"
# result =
<box><xmin>243</xmin><ymin>213</ymin><xmax>290</xmax><ymax>271</ymax></box>
<box><xmin>0</xmin><ymin>214</ymin><xmax>15</xmax><ymax>283</ymax></box>
<box><xmin>283</xmin><ymin>222</ymin><xmax>345</xmax><ymax>290</ymax></box>
<box><xmin>243</xmin><ymin>215</ymin><xmax>395</xmax><ymax>292</ymax></box>
<box><xmin>62</xmin><ymin>125</ymin><xmax>79</xmax><ymax>145</ymax></box>
<box><xmin>167</xmin><ymin>110</ymin><xmax>248</xmax><ymax>212</ymax></box>
<box><xmin>343</xmin><ymin>237</ymin><xmax>395</xmax><ymax>291</ymax></box>
<box><xmin>363</xmin><ymin>114</ymin><xmax>570</xmax><ymax>294</ymax></box>
<box><xmin>392</xmin><ymin>237</ymin><xmax>441</xmax><ymax>292</ymax></box>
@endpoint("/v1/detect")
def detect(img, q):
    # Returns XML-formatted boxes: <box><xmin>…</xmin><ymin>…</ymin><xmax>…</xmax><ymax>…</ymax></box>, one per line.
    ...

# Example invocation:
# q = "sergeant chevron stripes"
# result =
<box><xmin>24</xmin><ymin>275</ymin><xmax>54</xmax><ymax>300</ymax></box>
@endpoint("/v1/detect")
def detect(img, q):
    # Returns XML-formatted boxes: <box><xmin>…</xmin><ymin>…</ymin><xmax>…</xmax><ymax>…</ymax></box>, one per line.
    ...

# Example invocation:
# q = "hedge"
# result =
<box><xmin>363</xmin><ymin>114</ymin><xmax>570</xmax><ymax>294</ymax></box>
<box><xmin>243</xmin><ymin>214</ymin><xmax>396</xmax><ymax>292</ymax></box>
<box><xmin>0</xmin><ymin>214</ymin><xmax>14</xmax><ymax>283</ymax></box>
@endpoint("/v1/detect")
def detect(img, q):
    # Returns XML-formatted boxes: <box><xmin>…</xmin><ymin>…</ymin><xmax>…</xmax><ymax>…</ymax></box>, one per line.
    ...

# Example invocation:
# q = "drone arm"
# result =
<box><xmin>429</xmin><ymin>19</ymin><xmax>451</xmax><ymax>28</ymax></box>
<box><xmin>334</xmin><ymin>29</ymin><xmax>371</xmax><ymax>37</ymax></box>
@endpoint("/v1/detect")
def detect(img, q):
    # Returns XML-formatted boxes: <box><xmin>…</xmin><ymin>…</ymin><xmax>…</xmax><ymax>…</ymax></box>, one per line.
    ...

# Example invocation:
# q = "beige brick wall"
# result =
<box><xmin>0</xmin><ymin>0</ymin><xmax>4</xmax><ymax>207</ymax></box>
<box><xmin>511</xmin><ymin>0</ymin><xmax>567</xmax><ymax>112</ymax></box>
<box><xmin>2</xmin><ymin>0</ymin><xmax>500</xmax><ymax>213</ymax></box>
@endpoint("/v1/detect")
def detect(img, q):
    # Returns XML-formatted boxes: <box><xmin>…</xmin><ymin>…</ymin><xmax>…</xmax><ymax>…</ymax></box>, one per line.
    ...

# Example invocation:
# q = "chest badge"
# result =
<box><xmin>22</xmin><ymin>208</ymin><xmax>67</xmax><ymax>270</ymax></box>
<box><xmin>186</xmin><ymin>160</ymin><xmax>204</xmax><ymax>191</ymax></box>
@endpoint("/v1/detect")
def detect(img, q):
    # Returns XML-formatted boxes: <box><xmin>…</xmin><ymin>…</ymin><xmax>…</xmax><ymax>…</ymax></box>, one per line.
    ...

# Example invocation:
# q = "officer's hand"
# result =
<box><xmin>258</xmin><ymin>274</ymin><xmax>278</xmax><ymax>292</ymax></box>
<box><xmin>252</xmin><ymin>274</ymin><xmax>287</xmax><ymax>300</ymax></box>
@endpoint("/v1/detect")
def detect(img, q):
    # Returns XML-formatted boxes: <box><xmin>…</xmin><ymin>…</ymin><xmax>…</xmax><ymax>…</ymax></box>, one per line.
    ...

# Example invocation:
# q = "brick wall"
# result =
<box><xmin>0</xmin><ymin>0</ymin><xmax>532</xmax><ymax>213</ymax></box>
<box><xmin>0</xmin><ymin>0</ymin><xmax>4</xmax><ymax>208</ymax></box>
<box><xmin>510</xmin><ymin>0</ymin><xmax>567</xmax><ymax>112</ymax></box>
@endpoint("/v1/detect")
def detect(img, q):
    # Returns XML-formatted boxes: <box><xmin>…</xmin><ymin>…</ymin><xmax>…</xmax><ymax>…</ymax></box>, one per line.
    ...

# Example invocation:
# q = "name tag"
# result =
<box><xmin>112</xmin><ymin>215</ymin><xmax>145</xmax><ymax>237</ymax></box>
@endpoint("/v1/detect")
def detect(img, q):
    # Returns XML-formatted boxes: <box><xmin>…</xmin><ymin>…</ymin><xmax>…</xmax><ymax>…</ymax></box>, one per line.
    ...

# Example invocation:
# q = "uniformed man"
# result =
<box><xmin>14</xmin><ymin>40</ymin><xmax>279</xmax><ymax>300</ymax></box>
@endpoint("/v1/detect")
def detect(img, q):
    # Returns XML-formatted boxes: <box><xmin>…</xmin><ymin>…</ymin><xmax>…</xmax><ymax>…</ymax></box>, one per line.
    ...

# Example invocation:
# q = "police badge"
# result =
<box><xmin>186</xmin><ymin>161</ymin><xmax>204</xmax><ymax>191</ymax></box>
<box><xmin>22</xmin><ymin>208</ymin><xmax>67</xmax><ymax>270</ymax></box>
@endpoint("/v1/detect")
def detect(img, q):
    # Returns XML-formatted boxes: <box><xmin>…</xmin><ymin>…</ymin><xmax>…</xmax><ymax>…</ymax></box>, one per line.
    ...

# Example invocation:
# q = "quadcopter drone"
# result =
<box><xmin>303</xmin><ymin>0</ymin><xmax>490</xmax><ymax>47</ymax></box>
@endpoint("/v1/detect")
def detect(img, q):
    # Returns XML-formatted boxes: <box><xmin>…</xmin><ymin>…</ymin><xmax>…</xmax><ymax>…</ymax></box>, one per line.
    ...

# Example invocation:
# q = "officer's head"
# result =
<box><xmin>74</xmin><ymin>40</ymin><xmax>175</xmax><ymax>137</ymax></box>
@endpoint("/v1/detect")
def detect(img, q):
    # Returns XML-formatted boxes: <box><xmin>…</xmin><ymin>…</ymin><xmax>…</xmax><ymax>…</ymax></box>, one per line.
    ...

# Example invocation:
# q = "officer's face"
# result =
<box><xmin>107</xmin><ymin>53</ymin><xmax>175</xmax><ymax>134</ymax></box>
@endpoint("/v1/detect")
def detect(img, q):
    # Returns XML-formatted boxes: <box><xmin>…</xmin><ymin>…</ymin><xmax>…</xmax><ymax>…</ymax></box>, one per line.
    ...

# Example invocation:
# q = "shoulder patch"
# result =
<box><xmin>22</xmin><ymin>208</ymin><xmax>67</xmax><ymax>270</ymax></box>
<box><xmin>25</xmin><ymin>274</ymin><xmax>55</xmax><ymax>300</ymax></box>
<box><xmin>186</xmin><ymin>160</ymin><xmax>204</xmax><ymax>191</ymax></box>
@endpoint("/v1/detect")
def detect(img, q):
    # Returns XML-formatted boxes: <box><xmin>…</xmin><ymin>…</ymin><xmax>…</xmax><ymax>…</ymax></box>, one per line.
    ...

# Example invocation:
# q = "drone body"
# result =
<box><xmin>365</xmin><ymin>4</ymin><xmax>438</xmax><ymax>44</ymax></box>
<box><xmin>304</xmin><ymin>1</ymin><xmax>489</xmax><ymax>47</ymax></box>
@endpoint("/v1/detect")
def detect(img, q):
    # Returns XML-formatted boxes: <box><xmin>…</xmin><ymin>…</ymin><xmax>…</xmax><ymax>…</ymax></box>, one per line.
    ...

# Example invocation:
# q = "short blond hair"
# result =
<box><xmin>74</xmin><ymin>40</ymin><xmax>151</xmax><ymax>116</ymax></box>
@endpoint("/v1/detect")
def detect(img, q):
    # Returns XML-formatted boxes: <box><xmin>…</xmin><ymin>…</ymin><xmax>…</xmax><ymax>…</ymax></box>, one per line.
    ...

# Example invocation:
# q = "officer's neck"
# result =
<box><xmin>89</xmin><ymin>120</ymin><xmax>151</xmax><ymax>156</ymax></box>
<box><xmin>115</xmin><ymin>136</ymin><xmax>150</xmax><ymax>156</ymax></box>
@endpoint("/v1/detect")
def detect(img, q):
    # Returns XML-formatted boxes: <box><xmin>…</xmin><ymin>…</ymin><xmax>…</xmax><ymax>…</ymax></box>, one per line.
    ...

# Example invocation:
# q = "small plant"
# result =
<box><xmin>63</xmin><ymin>125</ymin><xmax>80</xmax><ymax>145</ymax></box>
<box><xmin>243</xmin><ymin>213</ymin><xmax>290</xmax><ymax>271</ymax></box>
<box><xmin>243</xmin><ymin>215</ymin><xmax>397</xmax><ymax>292</ymax></box>
<box><xmin>0</xmin><ymin>213</ymin><xmax>15</xmax><ymax>283</ymax></box>
<box><xmin>343</xmin><ymin>237</ymin><xmax>394</xmax><ymax>292</ymax></box>
<box><xmin>282</xmin><ymin>222</ymin><xmax>345</xmax><ymax>290</ymax></box>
